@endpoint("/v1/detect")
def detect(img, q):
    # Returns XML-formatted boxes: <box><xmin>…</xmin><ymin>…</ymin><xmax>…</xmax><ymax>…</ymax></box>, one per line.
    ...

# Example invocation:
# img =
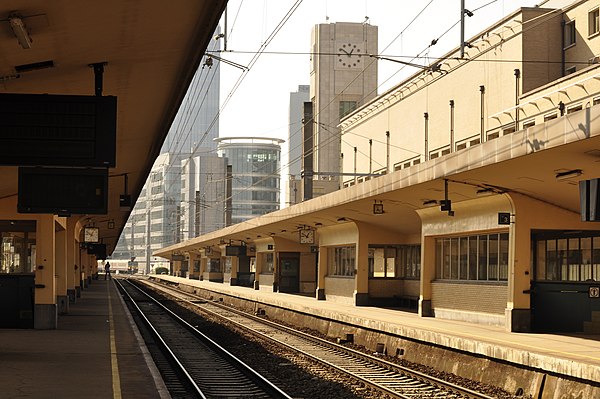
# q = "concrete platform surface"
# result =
<box><xmin>0</xmin><ymin>278</ymin><xmax>168</xmax><ymax>399</ymax></box>
<box><xmin>153</xmin><ymin>275</ymin><xmax>600</xmax><ymax>384</ymax></box>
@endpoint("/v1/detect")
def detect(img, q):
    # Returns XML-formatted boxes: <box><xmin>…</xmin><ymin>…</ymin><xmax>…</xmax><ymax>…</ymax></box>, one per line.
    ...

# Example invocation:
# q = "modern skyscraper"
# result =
<box><xmin>161</xmin><ymin>25</ymin><xmax>221</xmax><ymax>155</ymax></box>
<box><xmin>113</xmin><ymin>26</ymin><xmax>222</xmax><ymax>270</ymax></box>
<box><xmin>180</xmin><ymin>153</ymin><xmax>229</xmax><ymax>239</ymax></box>
<box><xmin>287</xmin><ymin>85</ymin><xmax>310</xmax><ymax>206</ymax></box>
<box><xmin>215</xmin><ymin>137</ymin><xmax>283</xmax><ymax>225</ymax></box>
<box><xmin>112</xmin><ymin>152</ymin><xmax>184</xmax><ymax>272</ymax></box>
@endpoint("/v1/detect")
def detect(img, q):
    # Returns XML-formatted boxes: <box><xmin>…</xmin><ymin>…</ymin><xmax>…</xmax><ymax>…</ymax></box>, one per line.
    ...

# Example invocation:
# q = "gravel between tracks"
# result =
<box><xmin>150</xmin><ymin>286</ymin><xmax>531</xmax><ymax>399</ymax></box>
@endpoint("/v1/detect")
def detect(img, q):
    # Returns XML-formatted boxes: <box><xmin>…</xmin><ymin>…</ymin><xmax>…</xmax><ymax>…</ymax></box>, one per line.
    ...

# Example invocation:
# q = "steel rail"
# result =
<box><xmin>142</xmin><ymin>278</ymin><xmax>496</xmax><ymax>399</ymax></box>
<box><xmin>117</xmin><ymin>278</ymin><xmax>292</xmax><ymax>399</ymax></box>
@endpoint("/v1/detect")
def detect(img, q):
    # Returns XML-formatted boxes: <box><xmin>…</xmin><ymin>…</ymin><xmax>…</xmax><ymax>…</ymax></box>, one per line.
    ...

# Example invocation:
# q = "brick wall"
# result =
<box><xmin>432</xmin><ymin>281</ymin><xmax>507</xmax><ymax>314</ymax></box>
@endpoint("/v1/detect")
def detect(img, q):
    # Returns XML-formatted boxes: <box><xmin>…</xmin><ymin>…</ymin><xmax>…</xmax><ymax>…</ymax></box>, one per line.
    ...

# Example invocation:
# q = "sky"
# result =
<box><xmin>211</xmin><ymin>0</ymin><xmax>559</xmax><ymax>181</ymax></box>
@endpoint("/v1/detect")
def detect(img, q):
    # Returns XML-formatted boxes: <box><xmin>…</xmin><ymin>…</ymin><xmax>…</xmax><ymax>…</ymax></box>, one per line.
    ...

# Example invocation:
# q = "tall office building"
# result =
<box><xmin>287</xmin><ymin>85</ymin><xmax>310</xmax><ymax>206</ymax></box>
<box><xmin>180</xmin><ymin>153</ymin><xmax>229</xmax><ymax>240</ymax></box>
<box><xmin>112</xmin><ymin>152</ymin><xmax>183</xmax><ymax>272</ymax></box>
<box><xmin>113</xmin><ymin>26</ymin><xmax>222</xmax><ymax>270</ymax></box>
<box><xmin>216</xmin><ymin>137</ymin><xmax>283</xmax><ymax>225</ymax></box>
<box><xmin>308</xmin><ymin>22</ymin><xmax>378</xmax><ymax>196</ymax></box>
<box><xmin>161</xmin><ymin>25</ymin><xmax>221</xmax><ymax>155</ymax></box>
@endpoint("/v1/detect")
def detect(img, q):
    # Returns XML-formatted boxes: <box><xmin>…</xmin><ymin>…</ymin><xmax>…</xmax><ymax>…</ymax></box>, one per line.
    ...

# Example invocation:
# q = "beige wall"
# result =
<box><xmin>324</xmin><ymin>276</ymin><xmax>355</xmax><ymax>304</ymax></box>
<box><xmin>564</xmin><ymin>1</ymin><xmax>600</xmax><ymax>73</ymax></box>
<box><xmin>340</xmin><ymin>7</ymin><xmax>600</xmax><ymax>185</ymax></box>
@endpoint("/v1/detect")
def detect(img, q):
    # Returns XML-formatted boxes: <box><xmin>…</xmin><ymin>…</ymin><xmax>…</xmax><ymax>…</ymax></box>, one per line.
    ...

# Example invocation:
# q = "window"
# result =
<box><xmin>368</xmin><ymin>245</ymin><xmax>421</xmax><ymax>279</ymax></box>
<box><xmin>208</xmin><ymin>258</ymin><xmax>221</xmax><ymax>272</ymax></box>
<box><xmin>263</xmin><ymin>252</ymin><xmax>274</xmax><ymax>274</ymax></box>
<box><xmin>328</xmin><ymin>246</ymin><xmax>355</xmax><ymax>277</ymax></box>
<box><xmin>535</xmin><ymin>233</ymin><xmax>600</xmax><ymax>282</ymax></box>
<box><xmin>502</xmin><ymin>125</ymin><xmax>516</xmax><ymax>135</ymax></box>
<box><xmin>436</xmin><ymin>233</ymin><xmax>509</xmax><ymax>282</ymax></box>
<box><xmin>339</xmin><ymin>101</ymin><xmax>357</xmax><ymax>119</ymax></box>
<box><xmin>567</xmin><ymin>104</ymin><xmax>583</xmax><ymax>114</ymax></box>
<box><xmin>564</xmin><ymin>20</ymin><xmax>576</xmax><ymax>48</ymax></box>
<box><xmin>522</xmin><ymin>120</ymin><xmax>535</xmax><ymax>129</ymax></box>
<box><xmin>589</xmin><ymin>8</ymin><xmax>599</xmax><ymax>37</ymax></box>
<box><xmin>544</xmin><ymin>113</ymin><xmax>558</xmax><ymax>121</ymax></box>
<box><xmin>487</xmin><ymin>131</ymin><xmax>500</xmax><ymax>140</ymax></box>
<box><xmin>566</xmin><ymin>65</ymin><xmax>577</xmax><ymax>75</ymax></box>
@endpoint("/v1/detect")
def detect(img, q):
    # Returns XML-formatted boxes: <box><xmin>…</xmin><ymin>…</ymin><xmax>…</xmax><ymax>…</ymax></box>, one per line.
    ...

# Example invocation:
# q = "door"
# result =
<box><xmin>278</xmin><ymin>253</ymin><xmax>299</xmax><ymax>293</ymax></box>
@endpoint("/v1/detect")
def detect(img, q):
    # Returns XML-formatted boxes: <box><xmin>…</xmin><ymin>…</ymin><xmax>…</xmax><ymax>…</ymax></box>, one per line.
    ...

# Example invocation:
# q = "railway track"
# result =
<box><xmin>137</xmin><ymin>278</ymin><xmax>497</xmax><ymax>399</ymax></box>
<box><xmin>115</xmin><ymin>278</ymin><xmax>292</xmax><ymax>399</ymax></box>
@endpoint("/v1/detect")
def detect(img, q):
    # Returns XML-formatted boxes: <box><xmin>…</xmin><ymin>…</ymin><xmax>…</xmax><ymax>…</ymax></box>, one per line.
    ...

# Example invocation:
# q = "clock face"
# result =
<box><xmin>337</xmin><ymin>42</ymin><xmax>363</xmax><ymax>69</ymax></box>
<box><xmin>299</xmin><ymin>229</ymin><xmax>315</xmax><ymax>244</ymax></box>
<box><xmin>84</xmin><ymin>227</ymin><xmax>99</xmax><ymax>243</ymax></box>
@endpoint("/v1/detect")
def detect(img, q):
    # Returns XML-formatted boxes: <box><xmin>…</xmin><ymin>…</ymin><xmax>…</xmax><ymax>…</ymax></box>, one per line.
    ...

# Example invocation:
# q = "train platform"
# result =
<box><xmin>153</xmin><ymin>274</ymin><xmax>600</xmax><ymax>386</ymax></box>
<box><xmin>0</xmin><ymin>278</ymin><xmax>169</xmax><ymax>399</ymax></box>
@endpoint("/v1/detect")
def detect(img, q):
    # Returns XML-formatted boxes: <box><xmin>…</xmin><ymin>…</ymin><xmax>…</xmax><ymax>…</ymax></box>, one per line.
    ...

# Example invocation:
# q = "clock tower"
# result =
<box><xmin>308</xmin><ymin>22</ymin><xmax>378</xmax><ymax>196</ymax></box>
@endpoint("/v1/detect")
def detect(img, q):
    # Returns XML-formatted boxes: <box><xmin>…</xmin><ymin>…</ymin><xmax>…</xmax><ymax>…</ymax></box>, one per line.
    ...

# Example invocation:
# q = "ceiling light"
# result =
<box><xmin>9</xmin><ymin>13</ymin><xmax>32</xmax><ymax>49</ymax></box>
<box><xmin>555</xmin><ymin>169</ymin><xmax>583</xmax><ymax>181</ymax></box>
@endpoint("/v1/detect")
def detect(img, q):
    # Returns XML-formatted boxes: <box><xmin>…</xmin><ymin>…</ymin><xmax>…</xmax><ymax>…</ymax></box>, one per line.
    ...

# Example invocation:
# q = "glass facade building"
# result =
<box><xmin>215</xmin><ymin>137</ymin><xmax>283</xmax><ymax>225</ymax></box>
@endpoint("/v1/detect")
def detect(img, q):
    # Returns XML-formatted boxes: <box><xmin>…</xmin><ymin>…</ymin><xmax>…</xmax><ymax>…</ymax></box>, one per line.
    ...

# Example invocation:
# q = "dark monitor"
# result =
<box><xmin>18</xmin><ymin>167</ymin><xmax>108</xmax><ymax>215</ymax></box>
<box><xmin>225</xmin><ymin>245</ymin><xmax>244</xmax><ymax>256</ymax></box>
<box><xmin>87</xmin><ymin>243</ymin><xmax>107</xmax><ymax>259</ymax></box>
<box><xmin>0</xmin><ymin>93</ymin><xmax>117</xmax><ymax>167</ymax></box>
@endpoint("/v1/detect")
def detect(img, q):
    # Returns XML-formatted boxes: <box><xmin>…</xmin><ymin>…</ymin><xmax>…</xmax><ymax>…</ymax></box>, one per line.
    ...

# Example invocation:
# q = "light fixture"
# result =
<box><xmin>422</xmin><ymin>199</ymin><xmax>438</xmax><ymax>206</ymax></box>
<box><xmin>336</xmin><ymin>217</ymin><xmax>348</xmax><ymax>223</ymax></box>
<box><xmin>555</xmin><ymin>169</ymin><xmax>583</xmax><ymax>181</ymax></box>
<box><xmin>464</xmin><ymin>8</ymin><xmax>474</xmax><ymax>17</ymax></box>
<box><xmin>315</xmin><ymin>222</ymin><xmax>323</xmax><ymax>227</ymax></box>
<box><xmin>476</xmin><ymin>187</ymin><xmax>495</xmax><ymax>196</ymax></box>
<box><xmin>8</xmin><ymin>13</ymin><xmax>32</xmax><ymax>49</ymax></box>
<box><xmin>373</xmin><ymin>200</ymin><xmax>384</xmax><ymax>215</ymax></box>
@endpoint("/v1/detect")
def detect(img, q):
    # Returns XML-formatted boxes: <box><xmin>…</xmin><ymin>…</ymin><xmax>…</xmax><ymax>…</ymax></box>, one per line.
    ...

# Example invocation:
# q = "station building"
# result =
<box><xmin>157</xmin><ymin>0</ymin><xmax>600</xmax><ymax>334</ymax></box>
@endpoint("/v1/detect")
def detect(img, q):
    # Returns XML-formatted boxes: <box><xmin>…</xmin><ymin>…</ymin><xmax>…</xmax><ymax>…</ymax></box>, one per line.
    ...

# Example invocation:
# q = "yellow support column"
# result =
<box><xmin>172</xmin><ymin>260</ymin><xmax>182</xmax><ymax>276</ymax></box>
<box><xmin>230</xmin><ymin>256</ymin><xmax>239</xmax><ymax>286</ymax></box>
<box><xmin>200</xmin><ymin>257</ymin><xmax>207</xmax><ymax>280</ymax></box>
<box><xmin>34</xmin><ymin>215</ymin><xmax>57</xmax><ymax>329</ymax></box>
<box><xmin>55</xmin><ymin>219</ymin><xmax>68</xmax><ymax>315</ymax></box>
<box><xmin>254</xmin><ymin>252</ymin><xmax>263</xmax><ymax>290</ymax></box>
<box><xmin>316</xmin><ymin>247</ymin><xmax>326</xmax><ymax>300</ymax></box>
<box><xmin>66</xmin><ymin>219</ymin><xmax>79</xmax><ymax>303</ymax></box>
<box><xmin>419</xmin><ymin>236</ymin><xmax>435</xmax><ymax>317</ymax></box>
<box><xmin>354</xmin><ymin>238</ymin><xmax>369</xmax><ymax>306</ymax></box>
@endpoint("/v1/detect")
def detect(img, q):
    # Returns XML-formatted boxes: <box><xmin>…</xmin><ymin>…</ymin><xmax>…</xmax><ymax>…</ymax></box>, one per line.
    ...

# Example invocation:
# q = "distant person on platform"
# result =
<box><xmin>104</xmin><ymin>262</ymin><xmax>111</xmax><ymax>280</ymax></box>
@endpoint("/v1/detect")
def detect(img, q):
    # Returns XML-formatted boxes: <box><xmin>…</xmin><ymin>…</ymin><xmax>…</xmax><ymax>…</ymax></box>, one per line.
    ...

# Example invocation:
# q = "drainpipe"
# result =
<box><xmin>353</xmin><ymin>147</ymin><xmax>357</xmax><ymax>184</ymax></box>
<box><xmin>369</xmin><ymin>139</ymin><xmax>373</xmax><ymax>174</ymax></box>
<box><xmin>514</xmin><ymin>69</ymin><xmax>520</xmax><ymax>132</ymax></box>
<box><xmin>424</xmin><ymin>112</ymin><xmax>429</xmax><ymax>161</ymax></box>
<box><xmin>449</xmin><ymin>100</ymin><xmax>455</xmax><ymax>152</ymax></box>
<box><xmin>480</xmin><ymin>85</ymin><xmax>485</xmax><ymax>142</ymax></box>
<box><xmin>561</xmin><ymin>19</ymin><xmax>566</xmax><ymax>76</ymax></box>
<box><xmin>386</xmin><ymin>131</ymin><xmax>390</xmax><ymax>173</ymax></box>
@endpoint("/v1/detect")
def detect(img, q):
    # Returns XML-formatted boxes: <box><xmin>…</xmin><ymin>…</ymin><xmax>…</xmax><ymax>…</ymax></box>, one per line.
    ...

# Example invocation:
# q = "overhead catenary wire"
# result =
<box><xmin>131</xmin><ymin>1</ymin><xmax>572</xmax><ymax>247</ymax></box>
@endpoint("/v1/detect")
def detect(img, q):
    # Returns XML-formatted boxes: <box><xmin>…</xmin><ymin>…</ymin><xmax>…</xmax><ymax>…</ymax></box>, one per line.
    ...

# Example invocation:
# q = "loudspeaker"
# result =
<box><xmin>579</xmin><ymin>179</ymin><xmax>600</xmax><ymax>221</ymax></box>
